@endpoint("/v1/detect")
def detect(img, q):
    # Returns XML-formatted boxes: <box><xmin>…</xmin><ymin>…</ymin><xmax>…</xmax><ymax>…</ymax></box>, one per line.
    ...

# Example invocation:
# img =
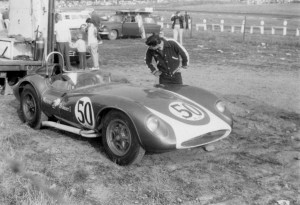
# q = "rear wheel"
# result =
<box><xmin>108</xmin><ymin>30</ymin><xmax>118</xmax><ymax>40</ymax></box>
<box><xmin>20</xmin><ymin>85</ymin><xmax>46</xmax><ymax>129</ymax></box>
<box><xmin>102</xmin><ymin>110</ymin><xmax>145</xmax><ymax>165</ymax></box>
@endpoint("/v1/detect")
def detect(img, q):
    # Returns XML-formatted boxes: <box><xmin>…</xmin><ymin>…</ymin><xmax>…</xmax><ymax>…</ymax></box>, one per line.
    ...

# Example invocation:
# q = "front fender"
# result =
<box><xmin>94</xmin><ymin>96</ymin><xmax>176</xmax><ymax>152</ymax></box>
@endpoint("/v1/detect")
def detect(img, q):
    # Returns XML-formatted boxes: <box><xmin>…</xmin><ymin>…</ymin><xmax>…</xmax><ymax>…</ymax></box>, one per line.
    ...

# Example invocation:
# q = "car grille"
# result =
<box><xmin>181</xmin><ymin>130</ymin><xmax>227</xmax><ymax>147</ymax></box>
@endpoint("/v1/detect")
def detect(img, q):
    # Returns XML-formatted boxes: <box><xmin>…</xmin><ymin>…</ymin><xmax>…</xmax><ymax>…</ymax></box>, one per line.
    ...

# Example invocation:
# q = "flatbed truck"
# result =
<box><xmin>0</xmin><ymin>0</ymin><xmax>55</xmax><ymax>95</ymax></box>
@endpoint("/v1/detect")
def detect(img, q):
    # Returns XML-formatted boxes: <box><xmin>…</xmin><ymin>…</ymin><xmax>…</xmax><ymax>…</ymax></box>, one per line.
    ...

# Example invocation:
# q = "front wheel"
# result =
<box><xmin>102</xmin><ymin>110</ymin><xmax>145</xmax><ymax>166</ymax></box>
<box><xmin>20</xmin><ymin>85</ymin><xmax>46</xmax><ymax>129</ymax></box>
<box><xmin>108</xmin><ymin>30</ymin><xmax>118</xmax><ymax>40</ymax></box>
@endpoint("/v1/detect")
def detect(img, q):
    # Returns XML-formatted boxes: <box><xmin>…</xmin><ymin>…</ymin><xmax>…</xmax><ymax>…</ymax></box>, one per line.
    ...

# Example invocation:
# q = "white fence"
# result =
<box><xmin>162</xmin><ymin>19</ymin><xmax>299</xmax><ymax>36</ymax></box>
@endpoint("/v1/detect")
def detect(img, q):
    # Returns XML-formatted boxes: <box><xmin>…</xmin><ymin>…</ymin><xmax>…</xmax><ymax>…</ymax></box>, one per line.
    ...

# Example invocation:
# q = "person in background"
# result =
<box><xmin>70</xmin><ymin>33</ymin><xmax>87</xmax><ymax>70</ymax></box>
<box><xmin>184</xmin><ymin>11</ymin><xmax>191</xmax><ymax>30</ymax></box>
<box><xmin>2</xmin><ymin>8</ymin><xmax>9</xmax><ymax>30</ymax></box>
<box><xmin>135</xmin><ymin>12</ymin><xmax>146</xmax><ymax>39</ymax></box>
<box><xmin>54</xmin><ymin>13</ymin><xmax>71</xmax><ymax>71</ymax></box>
<box><xmin>145</xmin><ymin>34</ymin><xmax>189</xmax><ymax>85</ymax></box>
<box><xmin>0</xmin><ymin>12</ymin><xmax>4</xmax><ymax>30</ymax></box>
<box><xmin>171</xmin><ymin>11</ymin><xmax>184</xmax><ymax>45</ymax></box>
<box><xmin>86</xmin><ymin>18</ymin><xmax>99</xmax><ymax>70</ymax></box>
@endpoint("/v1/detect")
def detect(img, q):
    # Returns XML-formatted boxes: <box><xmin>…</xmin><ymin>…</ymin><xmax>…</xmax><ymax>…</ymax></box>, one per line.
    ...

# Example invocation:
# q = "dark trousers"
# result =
<box><xmin>159</xmin><ymin>72</ymin><xmax>183</xmax><ymax>84</ymax></box>
<box><xmin>57</xmin><ymin>42</ymin><xmax>71</xmax><ymax>71</ymax></box>
<box><xmin>78</xmin><ymin>52</ymin><xmax>87</xmax><ymax>70</ymax></box>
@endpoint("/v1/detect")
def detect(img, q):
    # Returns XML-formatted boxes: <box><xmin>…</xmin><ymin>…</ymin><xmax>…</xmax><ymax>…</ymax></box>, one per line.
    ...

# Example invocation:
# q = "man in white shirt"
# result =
<box><xmin>86</xmin><ymin>18</ymin><xmax>99</xmax><ymax>70</ymax></box>
<box><xmin>55</xmin><ymin>13</ymin><xmax>71</xmax><ymax>71</ymax></box>
<box><xmin>135</xmin><ymin>13</ymin><xmax>146</xmax><ymax>39</ymax></box>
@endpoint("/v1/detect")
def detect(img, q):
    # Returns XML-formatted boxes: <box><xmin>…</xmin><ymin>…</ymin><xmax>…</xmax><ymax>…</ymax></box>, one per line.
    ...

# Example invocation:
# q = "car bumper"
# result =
<box><xmin>99</xmin><ymin>31</ymin><xmax>109</xmax><ymax>35</ymax></box>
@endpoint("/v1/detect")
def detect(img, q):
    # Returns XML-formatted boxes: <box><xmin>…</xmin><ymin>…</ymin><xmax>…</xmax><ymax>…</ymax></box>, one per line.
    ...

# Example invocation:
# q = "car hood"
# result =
<box><xmin>72</xmin><ymin>83</ymin><xmax>221</xmax><ymax>125</ymax></box>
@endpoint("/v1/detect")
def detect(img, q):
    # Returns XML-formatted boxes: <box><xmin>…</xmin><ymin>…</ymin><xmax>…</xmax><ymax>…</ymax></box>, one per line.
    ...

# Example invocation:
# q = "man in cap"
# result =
<box><xmin>145</xmin><ymin>34</ymin><xmax>189</xmax><ymax>85</ymax></box>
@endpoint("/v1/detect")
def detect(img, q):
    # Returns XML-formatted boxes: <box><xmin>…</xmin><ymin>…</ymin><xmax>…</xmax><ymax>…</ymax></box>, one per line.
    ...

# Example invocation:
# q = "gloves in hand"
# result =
<box><xmin>172</xmin><ymin>66</ymin><xmax>187</xmax><ymax>74</ymax></box>
<box><xmin>152</xmin><ymin>70</ymin><xmax>162</xmax><ymax>77</ymax></box>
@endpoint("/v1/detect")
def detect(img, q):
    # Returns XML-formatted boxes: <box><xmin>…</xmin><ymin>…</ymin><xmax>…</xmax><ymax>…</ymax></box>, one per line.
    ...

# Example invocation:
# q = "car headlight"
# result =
<box><xmin>146</xmin><ymin>115</ymin><xmax>169</xmax><ymax>139</ymax></box>
<box><xmin>216</xmin><ymin>101</ymin><xmax>226</xmax><ymax>113</ymax></box>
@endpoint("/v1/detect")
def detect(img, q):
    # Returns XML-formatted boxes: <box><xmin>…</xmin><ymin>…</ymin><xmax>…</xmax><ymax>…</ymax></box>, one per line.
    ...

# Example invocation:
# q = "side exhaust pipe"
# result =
<box><xmin>41</xmin><ymin>121</ymin><xmax>100</xmax><ymax>138</ymax></box>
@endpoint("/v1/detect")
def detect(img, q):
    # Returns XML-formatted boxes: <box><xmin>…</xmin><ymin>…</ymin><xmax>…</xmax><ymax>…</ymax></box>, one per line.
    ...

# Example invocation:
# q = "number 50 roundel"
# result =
<box><xmin>75</xmin><ymin>97</ymin><xmax>95</xmax><ymax>129</ymax></box>
<box><xmin>169</xmin><ymin>101</ymin><xmax>206</xmax><ymax>121</ymax></box>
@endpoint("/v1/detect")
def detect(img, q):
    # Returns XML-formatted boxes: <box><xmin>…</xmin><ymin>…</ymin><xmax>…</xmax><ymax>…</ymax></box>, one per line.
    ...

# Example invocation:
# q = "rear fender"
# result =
<box><xmin>17</xmin><ymin>77</ymin><xmax>48</xmax><ymax>103</ymax></box>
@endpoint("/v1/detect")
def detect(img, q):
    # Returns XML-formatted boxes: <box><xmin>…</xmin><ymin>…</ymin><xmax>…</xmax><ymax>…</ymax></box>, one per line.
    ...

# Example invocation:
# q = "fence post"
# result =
<box><xmin>260</xmin><ymin>20</ymin><xmax>264</xmax><ymax>34</ymax></box>
<box><xmin>190</xmin><ymin>17</ymin><xmax>193</xmax><ymax>38</ymax></box>
<box><xmin>243</xmin><ymin>16</ymin><xmax>247</xmax><ymax>41</ymax></box>
<box><xmin>241</xmin><ymin>20</ymin><xmax>245</xmax><ymax>33</ymax></box>
<box><xmin>203</xmin><ymin>19</ymin><xmax>207</xmax><ymax>31</ymax></box>
<box><xmin>220</xmin><ymin>19</ymin><xmax>224</xmax><ymax>32</ymax></box>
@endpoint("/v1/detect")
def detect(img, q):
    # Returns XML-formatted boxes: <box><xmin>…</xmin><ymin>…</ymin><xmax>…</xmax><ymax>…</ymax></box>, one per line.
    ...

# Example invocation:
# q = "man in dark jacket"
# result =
<box><xmin>184</xmin><ymin>11</ymin><xmax>191</xmax><ymax>30</ymax></box>
<box><xmin>171</xmin><ymin>11</ymin><xmax>184</xmax><ymax>45</ymax></box>
<box><xmin>145</xmin><ymin>34</ymin><xmax>189</xmax><ymax>85</ymax></box>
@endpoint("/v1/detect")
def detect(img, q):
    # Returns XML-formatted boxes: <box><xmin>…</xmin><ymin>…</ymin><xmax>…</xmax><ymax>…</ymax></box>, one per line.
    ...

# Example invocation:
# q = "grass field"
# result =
<box><xmin>1</xmin><ymin>1</ymin><xmax>300</xmax><ymax>205</ymax></box>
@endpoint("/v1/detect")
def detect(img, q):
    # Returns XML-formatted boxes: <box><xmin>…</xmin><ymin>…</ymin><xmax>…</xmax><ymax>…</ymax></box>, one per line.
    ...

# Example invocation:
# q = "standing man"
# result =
<box><xmin>86</xmin><ymin>18</ymin><xmax>99</xmax><ymax>70</ymax></box>
<box><xmin>171</xmin><ymin>11</ymin><xmax>184</xmax><ymax>45</ymax></box>
<box><xmin>145</xmin><ymin>34</ymin><xmax>189</xmax><ymax>85</ymax></box>
<box><xmin>2</xmin><ymin>8</ymin><xmax>9</xmax><ymax>30</ymax></box>
<box><xmin>135</xmin><ymin>13</ymin><xmax>146</xmax><ymax>39</ymax></box>
<box><xmin>55</xmin><ymin>13</ymin><xmax>71</xmax><ymax>71</ymax></box>
<box><xmin>184</xmin><ymin>11</ymin><xmax>191</xmax><ymax>30</ymax></box>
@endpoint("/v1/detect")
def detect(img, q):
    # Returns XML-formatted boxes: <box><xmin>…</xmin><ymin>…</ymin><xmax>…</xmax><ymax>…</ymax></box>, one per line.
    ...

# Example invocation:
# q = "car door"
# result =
<box><xmin>143</xmin><ymin>16</ymin><xmax>161</xmax><ymax>34</ymax></box>
<box><xmin>42</xmin><ymin>76</ymin><xmax>71</xmax><ymax>119</ymax></box>
<box><xmin>44</xmin><ymin>83</ymin><xmax>94</xmax><ymax>129</ymax></box>
<box><xmin>122</xmin><ymin>15</ymin><xmax>139</xmax><ymax>36</ymax></box>
<box><xmin>45</xmin><ymin>74</ymin><xmax>92</xmax><ymax>129</ymax></box>
<box><xmin>60</xmin><ymin>94</ymin><xmax>97</xmax><ymax>130</ymax></box>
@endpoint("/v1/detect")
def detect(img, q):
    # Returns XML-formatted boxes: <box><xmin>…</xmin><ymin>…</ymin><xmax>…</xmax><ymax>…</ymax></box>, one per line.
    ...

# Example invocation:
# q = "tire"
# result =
<box><xmin>102</xmin><ymin>110</ymin><xmax>145</xmax><ymax>166</ymax></box>
<box><xmin>20</xmin><ymin>85</ymin><xmax>46</xmax><ymax>129</ymax></box>
<box><xmin>108</xmin><ymin>30</ymin><xmax>118</xmax><ymax>40</ymax></box>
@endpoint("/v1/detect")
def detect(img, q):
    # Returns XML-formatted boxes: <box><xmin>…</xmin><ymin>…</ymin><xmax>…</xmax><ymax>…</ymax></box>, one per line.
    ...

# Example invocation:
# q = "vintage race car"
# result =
<box><xmin>13</xmin><ymin>61</ymin><xmax>233</xmax><ymax>166</ymax></box>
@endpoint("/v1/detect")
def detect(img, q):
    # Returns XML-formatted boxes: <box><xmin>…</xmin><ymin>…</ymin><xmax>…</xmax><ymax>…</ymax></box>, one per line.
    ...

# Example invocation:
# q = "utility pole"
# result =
<box><xmin>47</xmin><ymin>0</ymin><xmax>55</xmax><ymax>57</ymax></box>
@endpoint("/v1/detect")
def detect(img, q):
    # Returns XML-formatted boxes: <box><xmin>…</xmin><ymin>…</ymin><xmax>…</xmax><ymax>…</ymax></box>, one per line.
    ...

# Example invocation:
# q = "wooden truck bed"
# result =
<box><xmin>0</xmin><ymin>58</ymin><xmax>43</xmax><ymax>71</ymax></box>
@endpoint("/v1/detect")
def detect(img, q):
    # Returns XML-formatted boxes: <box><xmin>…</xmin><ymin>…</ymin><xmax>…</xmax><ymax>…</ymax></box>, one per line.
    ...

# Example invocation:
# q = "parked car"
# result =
<box><xmin>99</xmin><ymin>10</ymin><xmax>163</xmax><ymax>40</ymax></box>
<box><xmin>60</xmin><ymin>11</ymin><xmax>90</xmax><ymax>29</ymax></box>
<box><xmin>53</xmin><ymin>47</ymin><xmax>91</xmax><ymax>65</ymax></box>
<box><xmin>69</xmin><ymin>48</ymin><xmax>91</xmax><ymax>64</ymax></box>
<box><xmin>13</xmin><ymin>54</ymin><xmax>233</xmax><ymax>165</ymax></box>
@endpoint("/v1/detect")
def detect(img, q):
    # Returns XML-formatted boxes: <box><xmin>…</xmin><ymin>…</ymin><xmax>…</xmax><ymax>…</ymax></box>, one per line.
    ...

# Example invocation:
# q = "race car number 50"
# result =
<box><xmin>75</xmin><ymin>97</ymin><xmax>95</xmax><ymax>128</ymax></box>
<box><xmin>169</xmin><ymin>101</ymin><xmax>205</xmax><ymax>121</ymax></box>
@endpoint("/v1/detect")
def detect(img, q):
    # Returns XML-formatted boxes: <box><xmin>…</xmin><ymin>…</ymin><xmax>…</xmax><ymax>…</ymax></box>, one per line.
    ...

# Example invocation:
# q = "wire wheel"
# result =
<box><xmin>106</xmin><ymin>119</ymin><xmax>132</xmax><ymax>156</ymax></box>
<box><xmin>20</xmin><ymin>85</ymin><xmax>46</xmax><ymax>129</ymax></box>
<box><xmin>102</xmin><ymin>110</ymin><xmax>145</xmax><ymax>165</ymax></box>
<box><xmin>22</xmin><ymin>92</ymin><xmax>37</xmax><ymax>122</ymax></box>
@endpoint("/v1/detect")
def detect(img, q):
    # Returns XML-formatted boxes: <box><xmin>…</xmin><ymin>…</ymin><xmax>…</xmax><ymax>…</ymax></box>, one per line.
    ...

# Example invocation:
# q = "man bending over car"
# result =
<box><xmin>145</xmin><ymin>34</ymin><xmax>189</xmax><ymax>85</ymax></box>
